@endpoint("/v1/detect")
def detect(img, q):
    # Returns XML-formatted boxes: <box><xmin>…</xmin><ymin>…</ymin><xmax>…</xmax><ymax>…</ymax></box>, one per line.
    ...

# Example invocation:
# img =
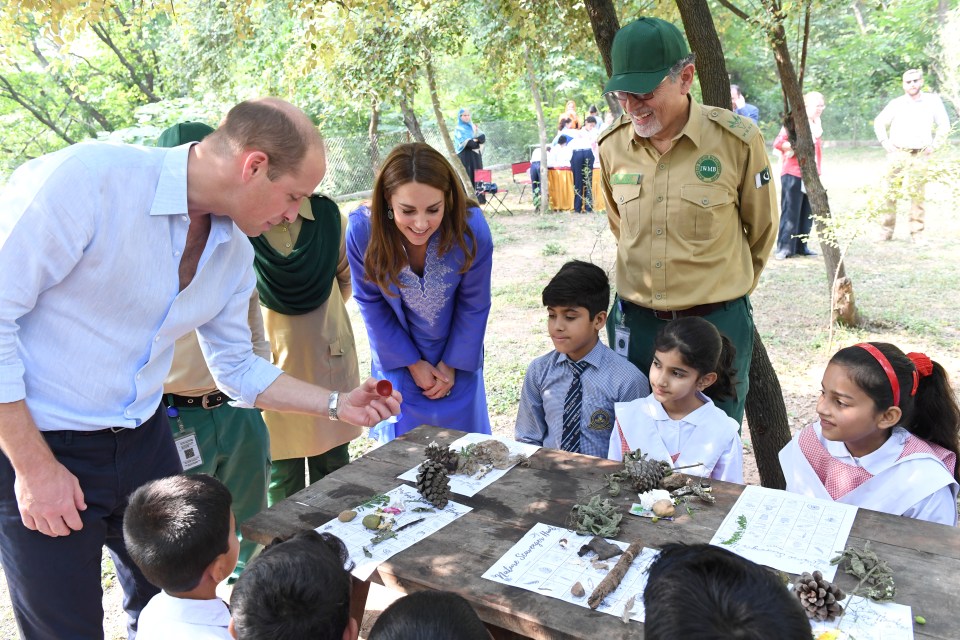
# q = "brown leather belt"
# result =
<box><xmin>621</xmin><ymin>298</ymin><xmax>727</xmax><ymax>321</ymax></box>
<box><xmin>166</xmin><ymin>390</ymin><xmax>230</xmax><ymax>410</ymax></box>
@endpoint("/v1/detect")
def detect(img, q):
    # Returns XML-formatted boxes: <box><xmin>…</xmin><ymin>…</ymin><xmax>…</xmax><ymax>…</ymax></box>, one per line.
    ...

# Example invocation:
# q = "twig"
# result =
<box><xmin>588</xmin><ymin>539</ymin><xmax>643</xmax><ymax>609</ymax></box>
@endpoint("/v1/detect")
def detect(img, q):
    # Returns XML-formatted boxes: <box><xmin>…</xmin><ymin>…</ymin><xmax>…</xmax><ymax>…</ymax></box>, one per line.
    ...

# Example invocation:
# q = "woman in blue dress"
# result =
<box><xmin>347</xmin><ymin>143</ymin><xmax>493</xmax><ymax>442</ymax></box>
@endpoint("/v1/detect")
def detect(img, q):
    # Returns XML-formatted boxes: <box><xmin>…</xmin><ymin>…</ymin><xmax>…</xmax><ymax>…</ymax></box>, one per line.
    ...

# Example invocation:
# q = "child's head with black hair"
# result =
<box><xmin>643</xmin><ymin>543</ymin><xmax>811</xmax><ymax>640</ymax></box>
<box><xmin>368</xmin><ymin>590</ymin><xmax>491</xmax><ymax>640</ymax></box>
<box><xmin>229</xmin><ymin>530</ymin><xmax>358</xmax><ymax>640</ymax></box>
<box><xmin>124</xmin><ymin>474</ymin><xmax>237</xmax><ymax>596</ymax></box>
<box><xmin>542</xmin><ymin>261</ymin><xmax>610</xmax><ymax>363</ymax></box>
<box><xmin>650</xmin><ymin>317</ymin><xmax>737</xmax><ymax>415</ymax></box>
<box><xmin>821</xmin><ymin>342</ymin><xmax>959</xmax><ymax>477</ymax></box>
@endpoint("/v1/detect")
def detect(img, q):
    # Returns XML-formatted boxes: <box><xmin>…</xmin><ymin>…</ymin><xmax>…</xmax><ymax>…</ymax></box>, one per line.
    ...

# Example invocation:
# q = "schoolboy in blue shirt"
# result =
<box><xmin>516</xmin><ymin>261</ymin><xmax>649</xmax><ymax>456</ymax></box>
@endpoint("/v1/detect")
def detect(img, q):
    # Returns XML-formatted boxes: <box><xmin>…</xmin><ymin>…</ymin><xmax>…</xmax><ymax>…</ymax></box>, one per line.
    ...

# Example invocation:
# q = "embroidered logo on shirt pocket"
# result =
<box><xmin>679</xmin><ymin>185</ymin><xmax>733</xmax><ymax>240</ymax></box>
<box><xmin>612</xmin><ymin>182</ymin><xmax>643</xmax><ymax>237</ymax></box>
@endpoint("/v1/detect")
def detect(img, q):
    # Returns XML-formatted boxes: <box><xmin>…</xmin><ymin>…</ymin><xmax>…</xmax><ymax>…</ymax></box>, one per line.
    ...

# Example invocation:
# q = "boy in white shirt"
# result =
<box><xmin>124</xmin><ymin>474</ymin><xmax>238</xmax><ymax>639</ymax></box>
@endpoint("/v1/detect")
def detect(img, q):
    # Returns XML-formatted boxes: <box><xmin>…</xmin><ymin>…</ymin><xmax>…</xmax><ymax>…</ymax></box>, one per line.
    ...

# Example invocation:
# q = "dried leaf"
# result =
<box><xmin>621</xmin><ymin>595</ymin><xmax>635</xmax><ymax>623</ymax></box>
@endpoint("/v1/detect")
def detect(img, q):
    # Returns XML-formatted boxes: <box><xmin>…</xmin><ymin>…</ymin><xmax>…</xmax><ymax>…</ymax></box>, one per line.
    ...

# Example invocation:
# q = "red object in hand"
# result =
<box><xmin>376</xmin><ymin>380</ymin><xmax>393</xmax><ymax>397</ymax></box>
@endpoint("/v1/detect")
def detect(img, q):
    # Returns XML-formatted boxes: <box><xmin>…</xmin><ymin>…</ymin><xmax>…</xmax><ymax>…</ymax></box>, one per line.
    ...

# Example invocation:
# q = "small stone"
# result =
<box><xmin>652</xmin><ymin>499</ymin><xmax>675</xmax><ymax>517</ymax></box>
<box><xmin>362</xmin><ymin>514</ymin><xmax>382</xmax><ymax>530</ymax></box>
<box><xmin>338</xmin><ymin>510</ymin><xmax>357</xmax><ymax>522</ymax></box>
<box><xmin>571</xmin><ymin>581</ymin><xmax>585</xmax><ymax>598</ymax></box>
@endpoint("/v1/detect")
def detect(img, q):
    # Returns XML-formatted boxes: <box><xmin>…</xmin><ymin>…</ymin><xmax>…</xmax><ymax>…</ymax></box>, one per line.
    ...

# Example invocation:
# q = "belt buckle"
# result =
<box><xmin>654</xmin><ymin>309</ymin><xmax>679</xmax><ymax>321</ymax></box>
<box><xmin>201</xmin><ymin>393</ymin><xmax>220</xmax><ymax>409</ymax></box>
<box><xmin>110</xmin><ymin>426</ymin><xmax>125</xmax><ymax>434</ymax></box>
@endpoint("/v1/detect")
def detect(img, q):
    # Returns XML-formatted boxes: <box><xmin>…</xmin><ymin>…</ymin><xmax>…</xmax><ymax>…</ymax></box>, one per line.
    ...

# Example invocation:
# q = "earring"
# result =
<box><xmin>386</xmin><ymin>207</ymin><xmax>394</xmax><ymax>220</ymax></box>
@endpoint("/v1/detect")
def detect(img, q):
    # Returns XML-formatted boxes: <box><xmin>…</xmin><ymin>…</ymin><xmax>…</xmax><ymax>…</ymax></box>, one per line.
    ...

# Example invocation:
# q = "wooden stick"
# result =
<box><xmin>588</xmin><ymin>538</ymin><xmax>643</xmax><ymax>609</ymax></box>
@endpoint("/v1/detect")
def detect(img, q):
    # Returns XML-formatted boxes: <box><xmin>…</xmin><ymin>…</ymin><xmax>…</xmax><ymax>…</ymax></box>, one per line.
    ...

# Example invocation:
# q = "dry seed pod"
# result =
<box><xmin>338</xmin><ymin>510</ymin><xmax>357</xmax><ymax>522</ymax></box>
<box><xmin>794</xmin><ymin>570</ymin><xmax>845</xmax><ymax>621</ymax></box>
<box><xmin>652</xmin><ymin>499</ymin><xmax>675</xmax><ymax>518</ymax></box>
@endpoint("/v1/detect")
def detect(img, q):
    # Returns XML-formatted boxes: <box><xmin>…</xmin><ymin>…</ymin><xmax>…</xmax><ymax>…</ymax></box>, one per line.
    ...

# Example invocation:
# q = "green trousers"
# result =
<box><xmin>268</xmin><ymin>442</ymin><xmax>351</xmax><ymax>507</ymax></box>
<box><xmin>166</xmin><ymin>402</ymin><xmax>270</xmax><ymax>579</ymax></box>
<box><xmin>606</xmin><ymin>295</ymin><xmax>754</xmax><ymax>426</ymax></box>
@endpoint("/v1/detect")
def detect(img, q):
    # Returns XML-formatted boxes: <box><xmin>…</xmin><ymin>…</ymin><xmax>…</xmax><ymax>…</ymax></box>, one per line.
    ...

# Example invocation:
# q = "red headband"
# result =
<box><xmin>855</xmin><ymin>343</ymin><xmax>900</xmax><ymax>406</ymax></box>
<box><xmin>907</xmin><ymin>352</ymin><xmax>933</xmax><ymax>397</ymax></box>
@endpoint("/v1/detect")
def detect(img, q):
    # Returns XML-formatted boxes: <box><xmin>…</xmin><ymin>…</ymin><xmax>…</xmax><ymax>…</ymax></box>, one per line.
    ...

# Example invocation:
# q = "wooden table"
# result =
<box><xmin>243</xmin><ymin>426</ymin><xmax>960</xmax><ymax>640</ymax></box>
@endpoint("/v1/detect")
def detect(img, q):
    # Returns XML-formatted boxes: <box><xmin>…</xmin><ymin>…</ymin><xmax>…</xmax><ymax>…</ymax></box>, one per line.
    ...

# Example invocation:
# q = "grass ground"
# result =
<box><xmin>1</xmin><ymin>145</ymin><xmax>957</xmax><ymax>639</ymax></box>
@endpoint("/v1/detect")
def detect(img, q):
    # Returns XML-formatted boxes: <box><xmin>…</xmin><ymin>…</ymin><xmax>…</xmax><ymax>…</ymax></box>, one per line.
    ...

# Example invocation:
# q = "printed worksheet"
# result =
<box><xmin>315</xmin><ymin>484</ymin><xmax>471</xmax><ymax>581</ymax></box>
<box><xmin>809</xmin><ymin>594</ymin><xmax>913</xmax><ymax>640</ymax></box>
<box><xmin>482</xmin><ymin>522</ymin><xmax>659</xmax><ymax>623</ymax></box>
<box><xmin>709</xmin><ymin>485</ymin><xmax>857</xmax><ymax>580</ymax></box>
<box><xmin>398</xmin><ymin>433</ymin><xmax>540</xmax><ymax>497</ymax></box>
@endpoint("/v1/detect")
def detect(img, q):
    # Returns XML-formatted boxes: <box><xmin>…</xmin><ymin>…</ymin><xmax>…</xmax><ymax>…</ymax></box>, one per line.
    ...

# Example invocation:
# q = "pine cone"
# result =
<box><xmin>416</xmin><ymin>460</ymin><xmax>450</xmax><ymax>509</ymax></box>
<box><xmin>794</xmin><ymin>571</ymin><xmax>845</xmax><ymax>621</ymax></box>
<box><xmin>424</xmin><ymin>442</ymin><xmax>460</xmax><ymax>473</ymax></box>
<box><xmin>622</xmin><ymin>450</ymin><xmax>669</xmax><ymax>493</ymax></box>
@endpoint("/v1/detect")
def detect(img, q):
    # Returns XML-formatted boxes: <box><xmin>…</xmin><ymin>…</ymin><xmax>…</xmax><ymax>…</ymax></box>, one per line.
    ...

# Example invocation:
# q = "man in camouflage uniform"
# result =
<box><xmin>599</xmin><ymin>17</ymin><xmax>777</xmax><ymax>425</ymax></box>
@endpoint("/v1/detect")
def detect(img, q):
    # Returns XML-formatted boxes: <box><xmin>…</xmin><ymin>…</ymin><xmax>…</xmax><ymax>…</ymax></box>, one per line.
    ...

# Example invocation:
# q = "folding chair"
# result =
<box><xmin>511</xmin><ymin>161</ymin><xmax>532</xmax><ymax>203</ymax></box>
<box><xmin>474</xmin><ymin>169</ymin><xmax>513</xmax><ymax>216</ymax></box>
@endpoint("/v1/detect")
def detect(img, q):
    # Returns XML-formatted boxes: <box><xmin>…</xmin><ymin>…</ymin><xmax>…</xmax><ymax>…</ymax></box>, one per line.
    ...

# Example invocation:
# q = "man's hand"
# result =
<box><xmin>14</xmin><ymin>460</ymin><xmax>86</xmax><ymax>537</ymax></box>
<box><xmin>338</xmin><ymin>378</ymin><xmax>402</xmax><ymax>427</ymax></box>
<box><xmin>881</xmin><ymin>140</ymin><xmax>897</xmax><ymax>153</ymax></box>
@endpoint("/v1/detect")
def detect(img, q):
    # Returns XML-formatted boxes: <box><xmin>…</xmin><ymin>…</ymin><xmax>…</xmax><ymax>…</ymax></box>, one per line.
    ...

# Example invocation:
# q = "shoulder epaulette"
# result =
<box><xmin>597</xmin><ymin>113</ymin><xmax>632</xmax><ymax>146</ymax></box>
<box><xmin>704</xmin><ymin>105</ymin><xmax>759</xmax><ymax>144</ymax></box>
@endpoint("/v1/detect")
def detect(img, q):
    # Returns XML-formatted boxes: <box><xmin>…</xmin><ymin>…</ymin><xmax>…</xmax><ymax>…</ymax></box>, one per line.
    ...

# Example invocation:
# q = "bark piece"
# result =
<box><xmin>588</xmin><ymin>539</ymin><xmax>643</xmax><ymax>609</ymax></box>
<box><xmin>578</xmin><ymin>536</ymin><xmax>623</xmax><ymax>560</ymax></box>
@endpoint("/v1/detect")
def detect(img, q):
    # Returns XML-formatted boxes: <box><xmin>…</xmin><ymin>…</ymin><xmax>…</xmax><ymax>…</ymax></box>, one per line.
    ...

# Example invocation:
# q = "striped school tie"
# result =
<box><xmin>561</xmin><ymin>359</ymin><xmax>589</xmax><ymax>453</ymax></box>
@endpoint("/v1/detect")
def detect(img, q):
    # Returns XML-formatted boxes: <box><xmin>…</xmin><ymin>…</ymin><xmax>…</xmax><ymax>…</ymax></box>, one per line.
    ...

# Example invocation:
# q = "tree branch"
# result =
<box><xmin>0</xmin><ymin>74</ymin><xmax>76</xmax><ymax>144</ymax></box>
<box><xmin>714</xmin><ymin>0</ymin><xmax>751</xmax><ymax>21</ymax></box>
<box><xmin>89</xmin><ymin>21</ymin><xmax>160</xmax><ymax>102</ymax></box>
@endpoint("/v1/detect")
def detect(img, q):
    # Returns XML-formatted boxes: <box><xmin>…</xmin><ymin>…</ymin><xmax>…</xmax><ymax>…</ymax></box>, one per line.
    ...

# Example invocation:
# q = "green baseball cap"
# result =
<box><xmin>603</xmin><ymin>18</ymin><xmax>690</xmax><ymax>95</ymax></box>
<box><xmin>156</xmin><ymin>121</ymin><xmax>214</xmax><ymax>147</ymax></box>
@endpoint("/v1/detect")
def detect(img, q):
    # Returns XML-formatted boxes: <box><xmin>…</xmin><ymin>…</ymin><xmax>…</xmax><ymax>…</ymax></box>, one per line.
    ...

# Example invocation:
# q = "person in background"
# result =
<box><xmin>529</xmin><ymin>144</ymin><xmax>546</xmax><ymax>206</ymax></box>
<box><xmin>730</xmin><ymin>84</ymin><xmax>760</xmax><ymax>124</ymax></box>
<box><xmin>588</xmin><ymin>104</ymin><xmax>606</xmax><ymax>133</ymax></box>
<box><xmin>229</xmin><ymin>530</ymin><xmax>358</xmax><ymax>640</ymax></box>
<box><xmin>547</xmin><ymin>134</ymin><xmax>572</xmax><ymax>169</ymax></box>
<box><xmin>368</xmin><ymin>591</ymin><xmax>492</xmax><ymax>640</ymax></box>
<box><xmin>251</xmin><ymin>189</ymin><xmax>362</xmax><ymax>507</ymax></box>
<box><xmin>558</xmin><ymin>99</ymin><xmax>581</xmax><ymax>130</ymax></box>
<box><xmin>599</xmin><ymin>18</ymin><xmax>776</xmax><ymax>426</ymax></box>
<box><xmin>772</xmin><ymin>91</ymin><xmax>826</xmax><ymax>260</ymax></box>
<box><xmin>516</xmin><ymin>261</ymin><xmax>649</xmax><ymax>457</ymax></box>
<box><xmin>643</xmin><ymin>543</ymin><xmax>811</xmax><ymax>640</ymax></box>
<box><xmin>569</xmin><ymin>117</ymin><xmax>599</xmax><ymax>213</ymax></box>
<box><xmin>347</xmin><ymin>143</ymin><xmax>493</xmax><ymax>442</ymax></box>
<box><xmin>157</xmin><ymin>121</ymin><xmax>271</xmax><ymax>583</ymax></box>
<box><xmin>779</xmin><ymin>342</ymin><xmax>959</xmax><ymax>526</ymax></box>
<box><xmin>873</xmin><ymin>68</ymin><xmax>950</xmax><ymax>241</ymax></box>
<box><xmin>454</xmin><ymin>108</ymin><xmax>485</xmax><ymax>198</ymax></box>
<box><xmin>552</xmin><ymin>117</ymin><xmax>578</xmax><ymax>145</ymax></box>
<box><xmin>124</xmin><ymin>475</ymin><xmax>238</xmax><ymax>640</ymax></box>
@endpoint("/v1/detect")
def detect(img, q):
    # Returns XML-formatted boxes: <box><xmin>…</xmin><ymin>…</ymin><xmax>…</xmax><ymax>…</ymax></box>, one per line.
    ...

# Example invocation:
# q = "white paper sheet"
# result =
<box><xmin>806</xmin><ymin>594</ymin><xmax>915</xmax><ymax>640</ymax></box>
<box><xmin>482</xmin><ymin>522</ymin><xmax>659</xmax><ymax>623</ymax></box>
<box><xmin>314</xmin><ymin>484</ymin><xmax>471</xmax><ymax>580</ymax></box>
<box><xmin>398</xmin><ymin>433</ymin><xmax>541</xmax><ymax>497</ymax></box>
<box><xmin>709</xmin><ymin>485</ymin><xmax>857</xmax><ymax>580</ymax></box>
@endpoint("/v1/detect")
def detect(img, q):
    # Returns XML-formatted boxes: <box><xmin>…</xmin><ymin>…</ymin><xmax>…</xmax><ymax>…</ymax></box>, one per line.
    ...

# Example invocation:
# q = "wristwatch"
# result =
<box><xmin>328</xmin><ymin>391</ymin><xmax>340</xmax><ymax>421</ymax></box>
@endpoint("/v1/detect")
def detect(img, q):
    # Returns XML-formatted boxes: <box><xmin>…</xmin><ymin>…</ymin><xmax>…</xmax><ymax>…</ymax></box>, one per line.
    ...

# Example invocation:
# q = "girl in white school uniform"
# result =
<box><xmin>779</xmin><ymin>342</ymin><xmax>959</xmax><ymax>526</ymax></box>
<box><xmin>608</xmin><ymin>317</ymin><xmax>743</xmax><ymax>483</ymax></box>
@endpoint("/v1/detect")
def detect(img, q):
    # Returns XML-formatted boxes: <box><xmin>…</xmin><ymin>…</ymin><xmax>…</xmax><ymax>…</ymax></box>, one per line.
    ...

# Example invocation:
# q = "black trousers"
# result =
<box><xmin>776</xmin><ymin>174</ymin><xmax>813</xmax><ymax>256</ymax></box>
<box><xmin>0</xmin><ymin>405</ymin><xmax>181</xmax><ymax>639</ymax></box>
<box><xmin>571</xmin><ymin>149</ymin><xmax>595</xmax><ymax>212</ymax></box>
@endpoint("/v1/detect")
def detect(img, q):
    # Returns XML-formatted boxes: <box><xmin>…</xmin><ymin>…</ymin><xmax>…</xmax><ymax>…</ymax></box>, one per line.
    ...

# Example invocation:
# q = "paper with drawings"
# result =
<box><xmin>482</xmin><ymin>522</ymin><xmax>659</xmax><ymax>622</ymax></box>
<box><xmin>315</xmin><ymin>484</ymin><xmax>471</xmax><ymax>581</ymax></box>
<box><xmin>809</xmin><ymin>594</ymin><xmax>913</xmax><ymax>640</ymax></box>
<box><xmin>709</xmin><ymin>485</ymin><xmax>857</xmax><ymax>580</ymax></box>
<box><xmin>398</xmin><ymin>433</ymin><xmax>540</xmax><ymax>497</ymax></box>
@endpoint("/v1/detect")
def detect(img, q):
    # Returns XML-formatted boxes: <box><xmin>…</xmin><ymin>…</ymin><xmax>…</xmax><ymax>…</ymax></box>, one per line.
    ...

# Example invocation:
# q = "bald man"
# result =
<box><xmin>0</xmin><ymin>98</ymin><xmax>400</xmax><ymax>638</ymax></box>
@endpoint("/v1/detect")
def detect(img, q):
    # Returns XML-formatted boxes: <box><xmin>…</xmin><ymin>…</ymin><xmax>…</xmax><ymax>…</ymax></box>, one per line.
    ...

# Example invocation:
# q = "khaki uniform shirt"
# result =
<box><xmin>599</xmin><ymin>97</ymin><xmax>777</xmax><ymax>310</ymax></box>
<box><xmin>259</xmin><ymin>201</ymin><xmax>361</xmax><ymax>460</ymax></box>
<box><xmin>164</xmin><ymin>292</ymin><xmax>270</xmax><ymax>396</ymax></box>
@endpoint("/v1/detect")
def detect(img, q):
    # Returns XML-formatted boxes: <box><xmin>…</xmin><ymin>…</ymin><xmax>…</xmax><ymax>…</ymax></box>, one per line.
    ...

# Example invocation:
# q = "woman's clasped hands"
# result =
<box><xmin>408</xmin><ymin>359</ymin><xmax>456</xmax><ymax>399</ymax></box>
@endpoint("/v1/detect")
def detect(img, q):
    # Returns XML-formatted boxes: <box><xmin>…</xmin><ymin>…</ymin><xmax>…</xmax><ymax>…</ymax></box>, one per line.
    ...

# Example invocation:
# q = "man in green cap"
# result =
<box><xmin>599</xmin><ymin>17</ymin><xmax>777</xmax><ymax>425</ymax></box>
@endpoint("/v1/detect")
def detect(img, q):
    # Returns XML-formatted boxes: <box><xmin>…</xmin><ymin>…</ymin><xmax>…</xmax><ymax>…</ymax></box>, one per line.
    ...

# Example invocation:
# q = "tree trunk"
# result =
<box><xmin>764</xmin><ymin>11</ymin><xmax>859</xmax><ymax>325</ymax></box>
<box><xmin>676</xmin><ymin>0</ymin><xmax>729</xmax><ymax>108</ymax></box>
<box><xmin>368</xmin><ymin>97</ymin><xmax>381</xmax><ymax>172</ymax></box>
<box><xmin>679</xmin><ymin>1</ymin><xmax>794</xmax><ymax>488</ymax></box>
<box><xmin>399</xmin><ymin>85</ymin><xmax>426</xmax><ymax>143</ymax></box>
<box><xmin>523</xmin><ymin>43</ymin><xmax>550</xmax><ymax>215</ymax></box>
<box><xmin>583</xmin><ymin>0</ymin><xmax>622</xmax><ymax>119</ymax></box>
<box><xmin>424</xmin><ymin>53</ymin><xmax>472</xmax><ymax>191</ymax></box>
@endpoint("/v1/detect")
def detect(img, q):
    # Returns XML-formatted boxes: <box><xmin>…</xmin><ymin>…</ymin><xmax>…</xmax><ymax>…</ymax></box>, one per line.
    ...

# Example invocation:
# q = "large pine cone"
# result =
<box><xmin>424</xmin><ymin>442</ymin><xmax>460</xmax><ymax>473</ymax></box>
<box><xmin>794</xmin><ymin>570</ymin><xmax>845</xmax><ymax>621</ymax></box>
<box><xmin>623</xmin><ymin>450</ymin><xmax>669</xmax><ymax>493</ymax></box>
<box><xmin>416</xmin><ymin>460</ymin><xmax>450</xmax><ymax>509</ymax></box>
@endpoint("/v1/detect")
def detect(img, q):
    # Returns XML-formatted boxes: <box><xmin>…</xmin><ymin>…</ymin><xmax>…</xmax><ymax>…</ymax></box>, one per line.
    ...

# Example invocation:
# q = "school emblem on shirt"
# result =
<box><xmin>589</xmin><ymin>409</ymin><xmax>612</xmax><ymax>431</ymax></box>
<box><xmin>695</xmin><ymin>155</ymin><xmax>721</xmax><ymax>183</ymax></box>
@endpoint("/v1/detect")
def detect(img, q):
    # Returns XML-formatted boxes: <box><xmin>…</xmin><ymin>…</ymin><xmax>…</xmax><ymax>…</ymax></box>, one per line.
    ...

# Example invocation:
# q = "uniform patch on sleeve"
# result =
<box><xmin>611</xmin><ymin>173</ymin><xmax>642</xmax><ymax>185</ymax></box>
<box><xmin>755</xmin><ymin>167</ymin><xmax>771</xmax><ymax>188</ymax></box>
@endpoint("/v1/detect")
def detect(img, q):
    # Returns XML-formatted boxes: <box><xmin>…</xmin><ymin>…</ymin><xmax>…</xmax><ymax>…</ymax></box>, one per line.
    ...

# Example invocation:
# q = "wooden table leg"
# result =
<box><xmin>485</xmin><ymin>622</ymin><xmax>532</xmax><ymax>640</ymax></box>
<box><xmin>350</xmin><ymin>576</ymin><xmax>371</xmax><ymax>630</ymax></box>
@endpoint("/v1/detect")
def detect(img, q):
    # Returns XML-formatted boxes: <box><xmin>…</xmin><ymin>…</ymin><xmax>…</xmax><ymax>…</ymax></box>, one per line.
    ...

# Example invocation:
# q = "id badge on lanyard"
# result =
<box><xmin>167</xmin><ymin>405</ymin><xmax>203</xmax><ymax>471</ymax></box>
<box><xmin>614</xmin><ymin>298</ymin><xmax>630</xmax><ymax>357</ymax></box>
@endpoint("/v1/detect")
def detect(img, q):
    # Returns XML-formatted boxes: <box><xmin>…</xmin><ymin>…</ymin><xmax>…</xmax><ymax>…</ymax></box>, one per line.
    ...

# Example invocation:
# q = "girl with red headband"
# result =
<box><xmin>779</xmin><ymin>342</ymin><xmax>959</xmax><ymax>525</ymax></box>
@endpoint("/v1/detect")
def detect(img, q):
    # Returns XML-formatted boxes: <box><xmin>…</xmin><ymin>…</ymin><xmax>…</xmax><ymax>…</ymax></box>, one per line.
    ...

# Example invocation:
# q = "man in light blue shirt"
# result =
<box><xmin>0</xmin><ymin>98</ymin><xmax>400</xmax><ymax>638</ymax></box>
